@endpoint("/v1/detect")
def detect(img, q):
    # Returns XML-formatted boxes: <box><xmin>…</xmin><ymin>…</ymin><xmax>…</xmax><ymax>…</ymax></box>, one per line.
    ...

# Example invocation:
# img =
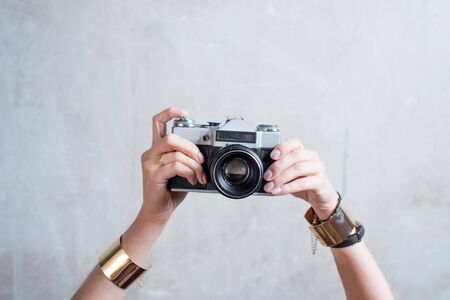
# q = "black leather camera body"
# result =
<box><xmin>169</xmin><ymin>116</ymin><xmax>280</xmax><ymax>199</ymax></box>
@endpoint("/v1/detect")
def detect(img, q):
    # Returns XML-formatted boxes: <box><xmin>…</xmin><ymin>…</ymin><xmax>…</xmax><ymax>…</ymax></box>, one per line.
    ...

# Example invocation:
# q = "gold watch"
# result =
<box><xmin>99</xmin><ymin>236</ymin><xmax>149</xmax><ymax>289</ymax></box>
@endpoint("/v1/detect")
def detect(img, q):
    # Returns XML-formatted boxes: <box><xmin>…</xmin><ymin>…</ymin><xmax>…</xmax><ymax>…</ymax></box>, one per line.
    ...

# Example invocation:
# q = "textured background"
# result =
<box><xmin>1</xmin><ymin>1</ymin><xmax>450</xmax><ymax>299</ymax></box>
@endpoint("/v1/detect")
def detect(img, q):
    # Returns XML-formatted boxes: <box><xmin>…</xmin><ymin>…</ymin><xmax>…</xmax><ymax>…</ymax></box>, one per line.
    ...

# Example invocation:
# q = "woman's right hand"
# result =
<box><xmin>139</xmin><ymin>107</ymin><xmax>207</xmax><ymax>226</ymax></box>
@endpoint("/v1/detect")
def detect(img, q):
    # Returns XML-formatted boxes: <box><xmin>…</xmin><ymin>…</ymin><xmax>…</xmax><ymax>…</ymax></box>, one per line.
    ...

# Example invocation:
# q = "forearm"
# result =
<box><xmin>331</xmin><ymin>241</ymin><xmax>394</xmax><ymax>300</ymax></box>
<box><xmin>72</xmin><ymin>210</ymin><xmax>165</xmax><ymax>300</ymax></box>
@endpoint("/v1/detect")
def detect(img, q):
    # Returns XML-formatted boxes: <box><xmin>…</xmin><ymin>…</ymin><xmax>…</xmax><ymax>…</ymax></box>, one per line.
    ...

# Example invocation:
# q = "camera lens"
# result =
<box><xmin>223</xmin><ymin>158</ymin><xmax>250</xmax><ymax>185</ymax></box>
<box><xmin>210</xmin><ymin>144</ymin><xmax>263</xmax><ymax>199</ymax></box>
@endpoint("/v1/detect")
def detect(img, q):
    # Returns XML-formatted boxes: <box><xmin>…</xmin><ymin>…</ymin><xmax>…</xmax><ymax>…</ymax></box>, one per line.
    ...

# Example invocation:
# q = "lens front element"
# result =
<box><xmin>223</xmin><ymin>158</ymin><xmax>250</xmax><ymax>185</ymax></box>
<box><xmin>211</xmin><ymin>144</ymin><xmax>264</xmax><ymax>199</ymax></box>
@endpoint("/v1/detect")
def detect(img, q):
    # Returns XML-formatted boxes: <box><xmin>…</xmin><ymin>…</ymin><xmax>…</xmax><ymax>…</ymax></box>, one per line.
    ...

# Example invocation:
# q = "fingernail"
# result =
<box><xmin>264</xmin><ymin>182</ymin><xmax>274</xmax><ymax>192</ymax></box>
<box><xmin>202</xmin><ymin>174</ymin><xmax>207</xmax><ymax>184</ymax></box>
<box><xmin>272</xmin><ymin>187</ymin><xmax>281</xmax><ymax>194</ymax></box>
<box><xmin>270</xmin><ymin>149</ymin><xmax>281</xmax><ymax>160</ymax></box>
<box><xmin>263</xmin><ymin>169</ymin><xmax>272</xmax><ymax>181</ymax></box>
<box><xmin>181</xmin><ymin>109</ymin><xmax>189</xmax><ymax>116</ymax></box>
<box><xmin>197</xmin><ymin>152</ymin><xmax>205</xmax><ymax>163</ymax></box>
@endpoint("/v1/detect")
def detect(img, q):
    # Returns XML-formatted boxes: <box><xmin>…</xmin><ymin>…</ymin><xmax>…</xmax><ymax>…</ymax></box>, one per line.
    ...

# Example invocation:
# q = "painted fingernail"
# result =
<box><xmin>197</xmin><ymin>152</ymin><xmax>205</xmax><ymax>163</ymax></box>
<box><xmin>263</xmin><ymin>169</ymin><xmax>272</xmax><ymax>181</ymax></box>
<box><xmin>264</xmin><ymin>182</ymin><xmax>274</xmax><ymax>192</ymax></box>
<box><xmin>272</xmin><ymin>187</ymin><xmax>281</xmax><ymax>194</ymax></box>
<box><xmin>202</xmin><ymin>174</ymin><xmax>207</xmax><ymax>184</ymax></box>
<box><xmin>270</xmin><ymin>149</ymin><xmax>281</xmax><ymax>160</ymax></box>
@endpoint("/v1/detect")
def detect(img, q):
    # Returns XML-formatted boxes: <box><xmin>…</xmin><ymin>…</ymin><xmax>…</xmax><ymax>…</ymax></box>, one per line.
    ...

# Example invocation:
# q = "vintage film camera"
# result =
<box><xmin>169</xmin><ymin>116</ymin><xmax>280</xmax><ymax>199</ymax></box>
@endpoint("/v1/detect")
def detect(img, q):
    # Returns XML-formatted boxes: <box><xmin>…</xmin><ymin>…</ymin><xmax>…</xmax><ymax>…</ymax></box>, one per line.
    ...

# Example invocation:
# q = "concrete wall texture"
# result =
<box><xmin>1</xmin><ymin>1</ymin><xmax>450</xmax><ymax>299</ymax></box>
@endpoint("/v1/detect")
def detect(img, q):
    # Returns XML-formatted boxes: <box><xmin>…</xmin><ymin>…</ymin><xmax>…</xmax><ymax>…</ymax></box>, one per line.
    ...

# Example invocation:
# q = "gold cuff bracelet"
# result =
<box><xmin>99</xmin><ymin>236</ymin><xmax>148</xmax><ymax>289</ymax></box>
<box><xmin>305</xmin><ymin>205</ymin><xmax>356</xmax><ymax>247</ymax></box>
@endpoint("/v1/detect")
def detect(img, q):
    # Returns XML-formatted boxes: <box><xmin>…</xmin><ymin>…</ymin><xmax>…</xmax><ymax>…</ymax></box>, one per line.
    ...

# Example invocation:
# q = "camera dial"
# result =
<box><xmin>173</xmin><ymin>117</ymin><xmax>196</xmax><ymax>128</ymax></box>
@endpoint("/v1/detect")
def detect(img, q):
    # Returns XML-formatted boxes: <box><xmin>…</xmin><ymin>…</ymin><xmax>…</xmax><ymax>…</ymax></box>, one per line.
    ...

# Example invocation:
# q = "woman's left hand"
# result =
<box><xmin>263</xmin><ymin>137</ymin><xmax>339</xmax><ymax>220</ymax></box>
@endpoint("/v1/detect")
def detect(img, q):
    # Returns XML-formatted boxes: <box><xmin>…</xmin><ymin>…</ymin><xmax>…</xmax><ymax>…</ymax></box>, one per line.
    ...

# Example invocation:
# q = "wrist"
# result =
<box><xmin>139</xmin><ymin>201</ymin><xmax>173</xmax><ymax>227</ymax></box>
<box><xmin>121</xmin><ymin>209</ymin><xmax>167</xmax><ymax>265</ymax></box>
<box><xmin>137</xmin><ymin>206</ymin><xmax>170</xmax><ymax>227</ymax></box>
<box><xmin>312</xmin><ymin>191</ymin><xmax>339</xmax><ymax>220</ymax></box>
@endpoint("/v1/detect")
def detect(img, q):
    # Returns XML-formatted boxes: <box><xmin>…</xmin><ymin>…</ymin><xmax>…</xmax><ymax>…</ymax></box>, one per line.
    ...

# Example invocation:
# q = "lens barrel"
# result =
<box><xmin>210</xmin><ymin>144</ymin><xmax>263</xmax><ymax>199</ymax></box>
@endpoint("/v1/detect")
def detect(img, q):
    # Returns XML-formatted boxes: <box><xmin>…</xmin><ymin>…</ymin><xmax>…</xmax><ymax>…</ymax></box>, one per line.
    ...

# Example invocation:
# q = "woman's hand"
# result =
<box><xmin>263</xmin><ymin>137</ymin><xmax>339</xmax><ymax>220</ymax></box>
<box><xmin>139</xmin><ymin>107</ymin><xmax>207</xmax><ymax>225</ymax></box>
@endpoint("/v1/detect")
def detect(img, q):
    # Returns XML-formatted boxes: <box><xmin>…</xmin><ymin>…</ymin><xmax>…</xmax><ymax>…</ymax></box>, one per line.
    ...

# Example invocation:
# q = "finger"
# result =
<box><xmin>272</xmin><ymin>176</ymin><xmax>322</xmax><ymax>195</ymax></box>
<box><xmin>269</xmin><ymin>161</ymin><xmax>323</xmax><ymax>190</ymax></box>
<box><xmin>263</xmin><ymin>149</ymin><xmax>320</xmax><ymax>181</ymax></box>
<box><xmin>152</xmin><ymin>107</ymin><xmax>189</xmax><ymax>144</ymax></box>
<box><xmin>270</xmin><ymin>137</ymin><xmax>304</xmax><ymax>160</ymax></box>
<box><xmin>161</xmin><ymin>151</ymin><xmax>207</xmax><ymax>184</ymax></box>
<box><xmin>157</xmin><ymin>161</ymin><xmax>197</xmax><ymax>185</ymax></box>
<box><xmin>151</xmin><ymin>134</ymin><xmax>205</xmax><ymax>164</ymax></box>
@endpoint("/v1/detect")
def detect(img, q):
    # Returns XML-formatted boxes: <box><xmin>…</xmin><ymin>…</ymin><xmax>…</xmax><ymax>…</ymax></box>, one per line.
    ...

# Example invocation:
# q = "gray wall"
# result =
<box><xmin>1</xmin><ymin>1</ymin><xmax>449</xmax><ymax>299</ymax></box>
